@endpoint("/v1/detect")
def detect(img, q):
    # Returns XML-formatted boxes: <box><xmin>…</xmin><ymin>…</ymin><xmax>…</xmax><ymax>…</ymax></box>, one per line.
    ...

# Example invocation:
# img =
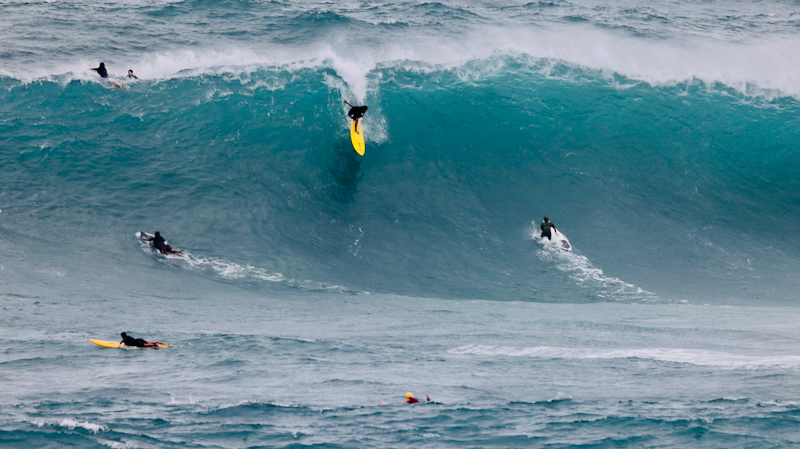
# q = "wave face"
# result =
<box><xmin>2</xmin><ymin>57</ymin><xmax>800</xmax><ymax>303</ymax></box>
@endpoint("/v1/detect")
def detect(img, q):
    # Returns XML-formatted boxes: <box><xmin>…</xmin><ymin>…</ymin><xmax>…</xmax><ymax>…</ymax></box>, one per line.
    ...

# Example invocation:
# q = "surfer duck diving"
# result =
<box><xmin>344</xmin><ymin>100</ymin><xmax>368</xmax><ymax>156</ymax></box>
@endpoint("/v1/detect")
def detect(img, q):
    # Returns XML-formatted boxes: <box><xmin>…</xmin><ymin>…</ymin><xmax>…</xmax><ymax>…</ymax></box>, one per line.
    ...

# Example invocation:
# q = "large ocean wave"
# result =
<box><xmin>2</xmin><ymin>56</ymin><xmax>799</xmax><ymax>304</ymax></box>
<box><xmin>2</xmin><ymin>0</ymin><xmax>800</xmax><ymax>304</ymax></box>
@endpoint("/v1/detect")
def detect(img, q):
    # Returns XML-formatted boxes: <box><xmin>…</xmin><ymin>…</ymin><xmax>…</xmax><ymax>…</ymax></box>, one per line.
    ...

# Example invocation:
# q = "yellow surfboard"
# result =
<box><xmin>90</xmin><ymin>339</ymin><xmax>120</xmax><ymax>348</ymax></box>
<box><xmin>90</xmin><ymin>338</ymin><xmax>169</xmax><ymax>349</ymax></box>
<box><xmin>350</xmin><ymin>120</ymin><xmax>365</xmax><ymax>156</ymax></box>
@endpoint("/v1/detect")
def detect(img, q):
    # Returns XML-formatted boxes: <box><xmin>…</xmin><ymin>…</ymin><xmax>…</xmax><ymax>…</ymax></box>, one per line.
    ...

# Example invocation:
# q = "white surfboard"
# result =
<box><xmin>551</xmin><ymin>228</ymin><xmax>572</xmax><ymax>252</ymax></box>
<box><xmin>536</xmin><ymin>224</ymin><xmax>572</xmax><ymax>252</ymax></box>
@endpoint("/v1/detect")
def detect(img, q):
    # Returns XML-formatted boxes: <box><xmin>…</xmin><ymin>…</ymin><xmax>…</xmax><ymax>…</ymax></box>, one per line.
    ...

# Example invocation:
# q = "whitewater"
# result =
<box><xmin>2</xmin><ymin>0</ymin><xmax>800</xmax><ymax>447</ymax></box>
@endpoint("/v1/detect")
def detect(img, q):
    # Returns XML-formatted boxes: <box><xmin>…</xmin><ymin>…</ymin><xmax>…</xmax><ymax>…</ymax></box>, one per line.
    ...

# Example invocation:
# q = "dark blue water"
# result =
<box><xmin>2</xmin><ymin>0</ymin><xmax>800</xmax><ymax>447</ymax></box>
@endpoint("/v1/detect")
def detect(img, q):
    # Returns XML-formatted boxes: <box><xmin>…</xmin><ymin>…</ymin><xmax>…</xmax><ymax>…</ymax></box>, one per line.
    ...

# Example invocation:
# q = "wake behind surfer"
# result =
<box><xmin>540</xmin><ymin>216</ymin><xmax>557</xmax><ymax>241</ymax></box>
<box><xmin>141</xmin><ymin>231</ymin><xmax>185</xmax><ymax>255</ymax></box>
<box><xmin>344</xmin><ymin>100</ymin><xmax>367</xmax><ymax>133</ymax></box>
<box><xmin>120</xmin><ymin>332</ymin><xmax>164</xmax><ymax>348</ymax></box>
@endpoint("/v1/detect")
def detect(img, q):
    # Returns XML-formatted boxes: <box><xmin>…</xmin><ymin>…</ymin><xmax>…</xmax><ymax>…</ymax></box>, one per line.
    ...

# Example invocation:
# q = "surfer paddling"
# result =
<box><xmin>344</xmin><ymin>100</ymin><xmax>368</xmax><ymax>133</ymax></box>
<box><xmin>120</xmin><ymin>332</ymin><xmax>165</xmax><ymax>348</ymax></box>
<box><xmin>141</xmin><ymin>231</ymin><xmax>185</xmax><ymax>255</ymax></box>
<box><xmin>89</xmin><ymin>62</ymin><xmax>125</xmax><ymax>89</ymax></box>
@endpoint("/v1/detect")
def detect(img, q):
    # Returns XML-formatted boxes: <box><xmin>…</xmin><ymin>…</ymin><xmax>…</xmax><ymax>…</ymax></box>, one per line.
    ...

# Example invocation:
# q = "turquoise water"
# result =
<box><xmin>2</xmin><ymin>0</ymin><xmax>800</xmax><ymax>447</ymax></box>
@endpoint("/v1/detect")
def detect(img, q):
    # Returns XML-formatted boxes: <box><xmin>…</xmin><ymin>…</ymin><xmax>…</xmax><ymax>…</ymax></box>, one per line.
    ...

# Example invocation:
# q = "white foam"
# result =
<box><xmin>421</xmin><ymin>433</ymin><xmax>441</xmax><ymax>438</ymax></box>
<box><xmin>31</xmin><ymin>418</ymin><xmax>108</xmax><ymax>433</ymax></box>
<box><xmin>172</xmin><ymin>253</ymin><xmax>285</xmax><ymax>282</ymax></box>
<box><xmin>169</xmin><ymin>393</ymin><xmax>199</xmax><ymax>405</ymax></box>
<box><xmin>547</xmin><ymin>392</ymin><xmax>573</xmax><ymax>402</ymax></box>
<box><xmin>450</xmin><ymin>344</ymin><xmax>800</xmax><ymax>369</ymax></box>
<box><xmin>97</xmin><ymin>440</ymin><xmax>134</xmax><ymax>449</ymax></box>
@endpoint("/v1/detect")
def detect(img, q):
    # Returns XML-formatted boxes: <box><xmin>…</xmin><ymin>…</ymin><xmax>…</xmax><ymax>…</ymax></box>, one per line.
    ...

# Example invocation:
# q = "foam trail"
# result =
<box><xmin>528</xmin><ymin>224</ymin><xmax>656</xmax><ymax>302</ymax></box>
<box><xmin>135</xmin><ymin>234</ymin><xmax>366</xmax><ymax>295</ymax></box>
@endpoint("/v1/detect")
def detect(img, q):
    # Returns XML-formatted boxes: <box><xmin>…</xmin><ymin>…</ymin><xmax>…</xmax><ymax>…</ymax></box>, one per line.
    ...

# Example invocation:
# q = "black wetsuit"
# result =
<box><xmin>348</xmin><ymin>105</ymin><xmax>368</xmax><ymax>120</ymax></box>
<box><xmin>152</xmin><ymin>235</ymin><xmax>167</xmax><ymax>252</ymax></box>
<box><xmin>121</xmin><ymin>335</ymin><xmax>147</xmax><ymax>347</ymax></box>
<box><xmin>94</xmin><ymin>66</ymin><xmax>109</xmax><ymax>78</ymax></box>
<box><xmin>541</xmin><ymin>221</ymin><xmax>555</xmax><ymax>240</ymax></box>
<box><xmin>127</xmin><ymin>74</ymin><xmax>138</xmax><ymax>79</ymax></box>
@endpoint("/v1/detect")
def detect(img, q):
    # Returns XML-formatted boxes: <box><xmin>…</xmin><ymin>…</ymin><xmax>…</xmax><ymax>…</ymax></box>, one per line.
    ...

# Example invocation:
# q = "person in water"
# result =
<box><xmin>402</xmin><ymin>393</ymin><xmax>431</xmax><ymax>404</ymax></box>
<box><xmin>90</xmin><ymin>62</ymin><xmax>109</xmax><ymax>78</ymax></box>
<box><xmin>141</xmin><ymin>231</ymin><xmax>185</xmax><ymax>255</ymax></box>
<box><xmin>120</xmin><ymin>332</ymin><xmax>163</xmax><ymax>348</ymax></box>
<box><xmin>344</xmin><ymin>100</ymin><xmax>368</xmax><ymax>133</ymax></box>
<box><xmin>127</xmin><ymin>69</ymin><xmax>138</xmax><ymax>79</ymax></box>
<box><xmin>540</xmin><ymin>216</ymin><xmax>557</xmax><ymax>241</ymax></box>
<box><xmin>90</xmin><ymin>62</ymin><xmax>125</xmax><ymax>88</ymax></box>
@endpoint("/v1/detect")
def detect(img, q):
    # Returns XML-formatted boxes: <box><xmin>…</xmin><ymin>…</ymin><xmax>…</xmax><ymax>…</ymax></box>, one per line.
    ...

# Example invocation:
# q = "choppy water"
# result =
<box><xmin>2</xmin><ymin>0</ymin><xmax>800</xmax><ymax>447</ymax></box>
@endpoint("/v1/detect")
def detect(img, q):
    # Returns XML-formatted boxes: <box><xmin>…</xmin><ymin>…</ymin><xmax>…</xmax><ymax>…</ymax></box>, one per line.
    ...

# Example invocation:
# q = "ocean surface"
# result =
<box><xmin>2</xmin><ymin>0</ymin><xmax>800</xmax><ymax>447</ymax></box>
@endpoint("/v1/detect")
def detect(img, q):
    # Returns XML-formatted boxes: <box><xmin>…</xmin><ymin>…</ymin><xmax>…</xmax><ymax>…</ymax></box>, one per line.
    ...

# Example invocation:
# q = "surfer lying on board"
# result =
<box><xmin>540</xmin><ymin>216</ymin><xmax>557</xmax><ymax>241</ymax></box>
<box><xmin>141</xmin><ymin>231</ymin><xmax>185</xmax><ymax>255</ymax></box>
<box><xmin>344</xmin><ymin>100</ymin><xmax>368</xmax><ymax>133</ymax></box>
<box><xmin>89</xmin><ymin>62</ymin><xmax>125</xmax><ymax>89</ymax></box>
<box><xmin>120</xmin><ymin>332</ymin><xmax>164</xmax><ymax>348</ymax></box>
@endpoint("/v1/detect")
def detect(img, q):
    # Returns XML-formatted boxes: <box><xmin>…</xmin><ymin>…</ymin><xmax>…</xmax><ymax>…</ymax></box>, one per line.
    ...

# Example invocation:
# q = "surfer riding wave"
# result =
<box><xmin>344</xmin><ymin>100</ymin><xmax>367</xmax><ymax>133</ymax></box>
<box><xmin>540</xmin><ymin>217</ymin><xmax>556</xmax><ymax>241</ymax></box>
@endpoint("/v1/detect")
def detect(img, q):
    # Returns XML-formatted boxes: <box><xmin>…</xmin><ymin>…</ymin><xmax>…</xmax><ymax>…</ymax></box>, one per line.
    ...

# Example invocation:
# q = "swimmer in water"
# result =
<box><xmin>402</xmin><ymin>393</ymin><xmax>431</xmax><ymax>404</ymax></box>
<box><xmin>90</xmin><ymin>62</ymin><xmax>109</xmax><ymax>78</ymax></box>
<box><xmin>89</xmin><ymin>62</ymin><xmax>125</xmax><ymax>89</ymax></box>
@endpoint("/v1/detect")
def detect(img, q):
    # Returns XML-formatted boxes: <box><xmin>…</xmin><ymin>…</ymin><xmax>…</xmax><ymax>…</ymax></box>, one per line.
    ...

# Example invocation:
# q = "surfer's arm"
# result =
<box><xmin>344</xmin><ymin>100</ymin><xmax>354</xmax><ymax>108</ymax></box>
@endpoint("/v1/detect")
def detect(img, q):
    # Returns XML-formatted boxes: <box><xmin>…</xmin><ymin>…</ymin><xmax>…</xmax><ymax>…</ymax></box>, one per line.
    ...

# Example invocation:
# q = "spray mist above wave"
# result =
<box><xmin>5</xmin><ymin>20</ymin><xmax>800</xmax><ymax>100</ymax></box>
